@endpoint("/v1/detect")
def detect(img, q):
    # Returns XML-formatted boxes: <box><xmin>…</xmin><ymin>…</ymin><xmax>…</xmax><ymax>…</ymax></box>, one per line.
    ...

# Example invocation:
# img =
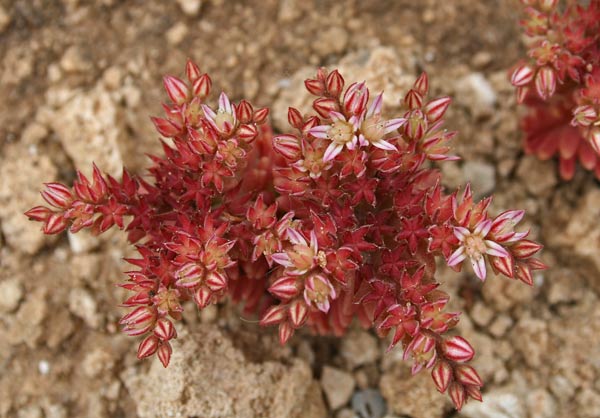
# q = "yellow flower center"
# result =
<box><xmin>328</xmin><ymin>120</ymin><xmax>355</xmax><ymax>145</ymax></box>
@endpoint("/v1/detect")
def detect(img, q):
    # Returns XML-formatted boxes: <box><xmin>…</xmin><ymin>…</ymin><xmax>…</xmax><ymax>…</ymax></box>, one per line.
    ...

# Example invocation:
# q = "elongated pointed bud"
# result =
<box><xmin>343</xmin><ymin>82</ymin><xmax>369</xmax><ymax>115</ymax></box>
<box><xmin>455</xmin><ymin>364</ymin><xmax>483</xmax><ymax>387</ymax></box>
<box><xmin>236</xmin><ymin>100</ymin><xmax>254</xmax><ymax>124</ymax></box>
<box><xmin>287</xmin><ymin>107</ymin><xmax>304</xmax><ymax>129</ymax></box>
<box><xmin>404</xmin><ymin>89</ymin><xmax>423</xmax><ymax>110</ymax></box>
<box><xmin>304</xmin><ymin>78</ymin><xmax>325</xmax><ymax>96</ymax></box>
<box><xmin>253</xmin><ymin>107</ymin><xmax>269</xmax><ymax>124</ymax></box>
<box><xmin>25</xmin><ymin>206</ymin><xmax>53</xmax><ymax>222</ymax></box>
<box><xmin>206</xmin><ymin>271</ymin><xmax>228</xmax><ymax>291</ymax></box>
<box><xmin>511</xmin><ymin>64</ymin><xmax>535</xmax><ymax>87</ymax></box>
<box><xmin>193</xmin><ymin>286</ymin><xmax>212</xmax><ymax>308</ymax></box>
<box><xmin>511</xmin><ymin>240</ymin><xmax>543</xmax><ymax>258</ymax></box>
<box><xmin>273</xmin><ymin>134</ymin><xmax>302</xmax><ymax>159</ymax></box>
<box><xmin>535</xmin><ymin>67</ymin><xmax>556</xmax><ymax>100</ymax></box>
<box><xmin>151</xmin><ymin>117</ymin><xmax>182</xmax><ymax>137</ymax></box>
<box><xmin>137</xmin><ymin>335</ymin><xmax>159</xmax><ymax>359</ymax></box>
<box><xmin>269</xmin><ymin>276</ymin><xmax>299</xmax><ymax>299</ymax></box>
<box><xmin>414</xmin><ymin>72</ymin><xmax>429</xmax><ymax>95</ymax></box>
<box><xmin>431</xmin><ymin>361</ymin><xmax>453</xmax><ymax>393</ymax></box>
<box><xmin>313</xmin><ymin>97</ymin><xmax>338</xmax><ymax>118</ymax></box>
<box><xmin>157</xmin><ymin>342</ymin><xmax>172</xmax><ymax>367</ymax></box>
<box><xmin>259</xmin><ymin>304</ymin><xmax>287</xmax><ymax>326</ymax></box>
<box><xmin>424</xmin><ymin>96</ymin><xmax>451</xmax><ymax>123</ymax></box>
<box><xmin>154</xmin><ymin>318</ymin><xmax>177</xmax><ymax>341</ymax></box>
<box><xmin>163</xmin><ymin>76</ymin><xmax>189</xmax><ymax>105</ymax></box>
<box><xmin>192</xmin><ymin>73</ymin><xmax>211</xmax><ymax>98</ymax></box>
<box><xmin>41</xmin><ymin>183</ymin><xmax>72</xmax><ymax>209</ymax></box>
<box><xmin>491</xmin><ymin>254</ymin><xmax>514</xmax><ymax>278</ymax></box>
<box><xmin>43</xmin><ymin>213</ymin><xmax>68</xmax><ymax>234</ymax></box>
<box><xmin>278</xmin><ymin>322</ymin><xmax>294</xmax><ymax>345</ymax></box>
<box><xmin>465</xmin><ymin>385</ymin><xmax>483</xmax><ymax>402</ymax></box>
<box><xmin>120</xmin><ymin>306</ymin><xmax>157</xmax><ymax>336</ymax></box>
<box><xmin>449</xmin><ymin>382</ymin><xmax>466</xmax><ymax>411</ymax></box>
<box><xmin>515</xmin><ymin>262</ymin><xmax>534</xmax><ymax>286</ymax></box>
<box><xmin>442</xmin><ymin>336</ymin><xmax>474</xmax><ymax>363</ymax></box>
<box><xmin>288</xmin><ymin>299</ymin><xmax>308</xmax><ymax>328</ymax></box>
<box><xmin>186</xmin><ymin>60</ymin><xmax>201</xmax><ymax>82</ymax></box>
<box><xmin>326</xmin><ymin>70</ymin><xmax>344</xmax><ymax>97</ymax></box>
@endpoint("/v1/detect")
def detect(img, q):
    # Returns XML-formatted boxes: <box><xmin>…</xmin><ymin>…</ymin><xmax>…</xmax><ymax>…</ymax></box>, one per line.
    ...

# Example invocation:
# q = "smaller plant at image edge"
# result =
<box><xmin>511</xmin><ymin>0</ymin><xmax>600</xmax><ymax>180</ymax></box>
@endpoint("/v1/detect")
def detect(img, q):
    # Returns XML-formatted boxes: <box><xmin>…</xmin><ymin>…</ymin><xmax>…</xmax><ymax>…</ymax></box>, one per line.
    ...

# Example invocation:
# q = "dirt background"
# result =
<box><xmin>1</xmin><ymin>0</ymin><xmax>599</xmax><ymax>417</ymax></box>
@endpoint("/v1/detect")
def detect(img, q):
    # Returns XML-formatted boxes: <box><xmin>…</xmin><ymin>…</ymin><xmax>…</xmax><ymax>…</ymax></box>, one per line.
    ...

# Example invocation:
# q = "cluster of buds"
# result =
<box><xmin>26</xmin><ymin>61</ymin><xmax>544</xmax><ymax>410</ymax></box>
<box><xmin>510</xmin><ymin>0</ymin><xmax>600</xmax><ymax>179</ymax></box>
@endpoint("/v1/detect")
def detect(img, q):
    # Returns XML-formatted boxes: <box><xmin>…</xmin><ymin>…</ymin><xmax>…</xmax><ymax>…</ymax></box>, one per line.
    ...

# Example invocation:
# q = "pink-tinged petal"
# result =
<box><xmin>218</xmin><ymin>92</ymin><xmax>232</xmax><ymax>113</ymax></box>
<box><xmin>201</xmin><ymin>104</ymin><xmax>217</xmax><ymax>121</ymax></box>
<box><xmin>383</xmin><ymin>118</ymin><xmax>407</xmax><ymax>133</ymax></box>
<box><xmin>310</xmin><ymin>230</ymin><xmax>318</xmax><ymax>252</ymax></box>
<box><xmin>329</xmin><ymin>111</ymin><xmax>345</xmax><ymax>121</ymax></box>
<box><xmin>372</xmin><ymin>138</ymin><xmax>398</xmax><ymax>151</ymax></box>
<box><xmin>447</xmin><ymin>247</ymin><xmax>466</xmax><ymax>266</ymax></box>
<box><xmin>474</xmin><ymin>219</ymin><xmax>492</xmax><ymax>237</ymax></box>
<box><xmin>346</xmin><ymin>136</ymin><xmax>357</xmax><ymax>150</ymax></box>
<box><xmin>308</xmin><ymin>125</ymin><xmax>330</xmax><ymax>139</ymax></box>
<box><xmin>316</xmin><ymin>298</ymin><xmax>330</xmax><ymax>313</ymax></box>
<box><xmin>453</xmin><ymin>227</ymin><xmax>469</xmax><ymax>241</ymax></box>
<box><xmin>471</xmin><ymin>257</ymin><xmax>487</xmax><ymax>281</ymax></box>
<box><xmin>271</xmin><ymin>252</ymin><xmax>293</xmax><ymax>267</ymax></box>
<box><xmin>323</xmin><ymin>143</ymin><xmax>343</xmax><ymax>162</ymax></box>
<box><xmin>484</xmin><ymin>240</ymin><xmax>509</xmax><ymax>258</ymax></box>
<box><xmin>357</xmin><ymin>134</ymin><xmax>368</xmax><ymax>147</ymax></box>
<box><xmin>287</xmin><ymin>228</ymin><xmax>307</xmax><ymax>246</ymax></box>
<box><xmin>368</xmin><ymin>92</ymin><xmax>384</xmax><ymax>117</ymax></box>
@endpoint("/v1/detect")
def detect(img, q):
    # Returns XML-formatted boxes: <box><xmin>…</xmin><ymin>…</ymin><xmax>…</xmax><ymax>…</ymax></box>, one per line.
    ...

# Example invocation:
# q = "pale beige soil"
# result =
<box><xmin>1</xmin><ymin>1</ymin><xmax>599</xmax><ymax>417</ymax></box>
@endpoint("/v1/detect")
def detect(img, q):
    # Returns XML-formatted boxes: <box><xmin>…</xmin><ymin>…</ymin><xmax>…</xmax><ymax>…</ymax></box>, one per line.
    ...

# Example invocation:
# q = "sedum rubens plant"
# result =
<box><xmin>510</xmin><ymin>0</ymin><xmax>600</xmax><ymax>179</ymax></box>
<box><xmin>26</xmin><ymin>60</ymin><xmax>545</xmax><ymax>410</ymax></box>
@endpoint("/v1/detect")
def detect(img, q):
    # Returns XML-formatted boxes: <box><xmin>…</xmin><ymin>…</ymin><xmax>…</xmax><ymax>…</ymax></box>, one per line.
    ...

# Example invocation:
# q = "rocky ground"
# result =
<box><xmin>1</xmin><ymin>0</ymin><xmax>599</xmax><ymax>417</ymax></box>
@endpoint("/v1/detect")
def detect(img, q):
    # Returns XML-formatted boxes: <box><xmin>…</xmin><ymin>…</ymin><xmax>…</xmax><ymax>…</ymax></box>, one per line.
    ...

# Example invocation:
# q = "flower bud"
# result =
<box><xmin>511</xmin><ymin>239</ymin><xmax>543</xmax><ymax>258</ymax></box>
<box><xmin>304</xmin><ymin>78</ymin><xmax>325</xmax><ymax>96</ymax></box>
<box><xmin>236</xmin><ymin>100</ymin><xmax>254</xmax><ymax>124</ymax></box>
<box><xmin>269</xmin><ymin>276</ymin><xmax>299</xmax><ymax>300</ymax></box>
<box><xmin>287</xmin><ymin>107</ymin><xmax>304</xmax><ymax>129</ymax></box>
<box><xmin>431</xmin><ymin>361</ymin><xmax>453</xmax><ymax>393</ymax></box>
<box><xmin>25</xmin><ymin>206</ymin><xmax>52</xmax><ymax>222</ymax></box>
<box><xmin>273</xmin><ymin>134</ymin><xmax>302</xmax><ymax>160</ymax></box>
<box><xmin>259</xmin><ymin>304</ymin><xmax>287</xmax><ymax>326</ymax></box>
<box><xmin>238</xmin><ymin>124</ymin><xmax>258</xmax><ymax>143</ymax></box>
<box><xmin>343</xmin><ymin>82</ymin><xmax>369</xmax><ymax>115</ymax></box>
<box><xmin>424</xmin><ymin>96</ymin><xmax>451</xmax><ymax>123</ymax></box>
<box><xmin>326</xmin><ymin>70</ymin><xmax>344</xmax><ymax>97</ymax></box>
<box><xmin>41</xmin><ymin>183</ymin><xmax>72</xmax><ymax>209</ymax></box>
<box><xmin>448</xmin><ymin>382</ymin><xmax>466</xmax><ymax>411</ymax></box>
<box><xmin>185</xmin><ymin>59</ymin><xmax>201</xmax><ymax>82</ymax></box>
<box><xmin>288</xmin><ymin>299</ymin><xmax>308</xmax><ymax>328</ymax></box>
<box><xmin>253</xmin><ymin>107</ymin><xmax>270</xmax><ymax>124</ymax></box>
<box><xmin>404</xmin><ymin>89</ymin><xmax>423</xmax><ymax>110</ymax></box>
<box><xmin>43</xmin><ymin>213</ymin><xmax>68</xmax><ymax>234</ymax></box>
<box><xmin>192</xmin><ymin>73</ymin><xmax>212</xmax><ymax>98</ymax></box>
<box><xmin>137</xmin><ymin>335</ymin><xmax>159</xmax><ymax>359</ymax></box>
<box><xmin>154</xmin><ymin>318</ymin><xmax>177</xmax><ymax>341</ymax></box>
<box><xmin>278</xmin><ymin>321</ymin><xmax>294</xmax><ymax>345</ymax></box>
<box><xmin>193</xmin><ymin>286</ymin><xmax>212</xmax><ymax>309</ymax></box>
<box><xmin>175</xmin><ymin>263</ymin><xmax>204</xmax><ymax>288</ymax></box>
<box><xmin>455</xmin><ymin>364</ymin><xmax>483</xmax><ymax>387</ymax></box>
<box><xmin>442</xmin><ymin>336</ymin><xmax>474</xmax><ymax>363</ymax></box>
<box><xmin>163</xmin><ymin>75</ymin><xmax>189</xmax><ymax>105</ymax></box>
<box><xmin>205</xmin><ymin>271</ymin><xmax>228</xmax><ymax>292</ymax></box>
<box><xmin>313</xmin><ymin>97</ymin><xmax>338</xmax><ymax>118</ymax></box>
<box><xmin>511</xmin><ymin>64</ymin><xmax>535</xmax><ymax>87</ymax></box>
<box><xmin>151</xmin><ymin>117</ymin><xmax>182</xmax><ymax>137</ymax></box>
<box><xmin>157</xmin><ymin>341</ymin><xmax>172</xmax><ymax>367</ymax></box>
<box><xmin>413</xmin><ymin>72</ymin><xmax>429</xmax><ymax>95</ymax></box>
<box><xmin>535</xmin><ymin>67</ymin><xmax>556</xmax><ymax>100</ymax></box>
